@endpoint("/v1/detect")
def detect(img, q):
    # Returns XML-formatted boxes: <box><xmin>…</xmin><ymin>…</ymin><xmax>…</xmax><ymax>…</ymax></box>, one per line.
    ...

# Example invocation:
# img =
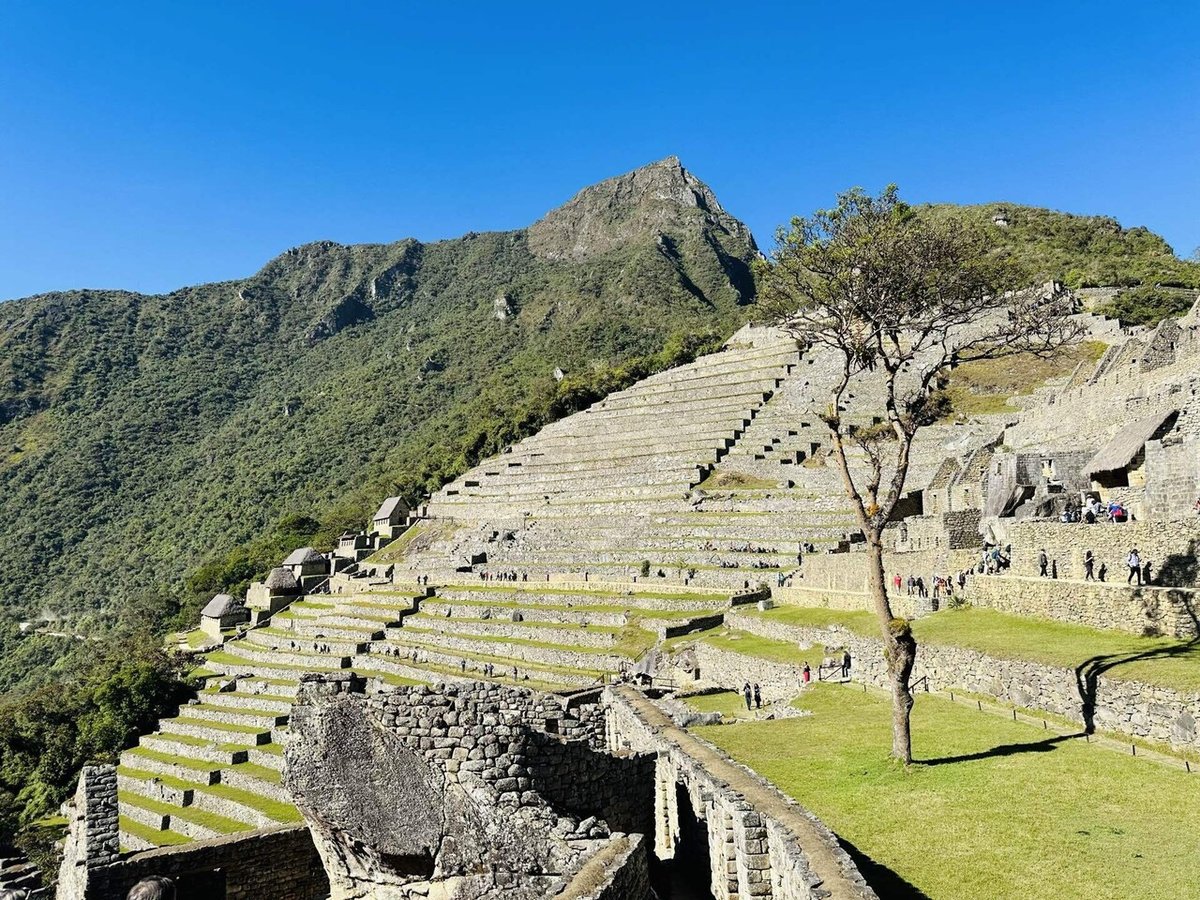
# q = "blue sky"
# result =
<box><xmin>1</xmin><ymin>1</ymin><xmax>1197</xmax><ymax>300</ymax></box>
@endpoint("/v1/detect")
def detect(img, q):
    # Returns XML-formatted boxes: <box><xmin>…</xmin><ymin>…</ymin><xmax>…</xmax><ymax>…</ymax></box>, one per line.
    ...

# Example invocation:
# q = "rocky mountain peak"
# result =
<box><xmin>527</xmin><ymin>157</ymin><xmax>757</xmax><ymax>261</ymax></box>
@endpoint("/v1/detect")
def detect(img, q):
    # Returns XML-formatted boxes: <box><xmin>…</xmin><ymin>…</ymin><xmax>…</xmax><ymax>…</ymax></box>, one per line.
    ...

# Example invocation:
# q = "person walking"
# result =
<box><xmin>841</xmin><ymin>650</ymin><xmax>851</xmax><ymax>679</ymax></box>
<box><xmin>1038</xmin><ymin>549</ymin><xmax>1049</xmax><ymax>577</ymax></box>
<box><xmin>802</xmin><ymin>662</ymin><xmax>811</xmax><ymax>684</ymax></box>
<box><xmin>742</xmin><ymin>682</ymin><xmax>753</xmax><ymax>711</ymax></box>
<box><xmin>1127</xmin><ymin>548</ymin><xmax>1142</xmax><ymax>585</ymax></box>
<box><xmin>1084</xmin><ymin>550</ymin><xmax>1095</xmax><ymax>581</ymax></box>
<box><xmin>753</xmin><ymin>683</ymin><xmax>762</xmax><ymax>709</ymax></box>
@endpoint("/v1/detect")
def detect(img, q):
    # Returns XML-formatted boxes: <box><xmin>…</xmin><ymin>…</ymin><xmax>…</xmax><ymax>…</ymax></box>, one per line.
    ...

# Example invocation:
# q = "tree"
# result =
<box><xmin>758</xmin><ymin>186</ymin><xmax>1080</xmax><ymax>762</ymax></box>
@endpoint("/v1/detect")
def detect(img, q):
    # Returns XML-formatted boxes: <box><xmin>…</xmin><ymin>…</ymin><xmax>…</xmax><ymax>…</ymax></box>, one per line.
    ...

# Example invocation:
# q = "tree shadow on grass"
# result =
<box><xmin>1075</xmin><ymin>637</ymin><xmax>1198</xmax><ymax>735</ymax></box>
<box><xmin>838</xmin><ymin>836</ymin><xmax>932</xmax><ymax>900</ymax></box>
<box><xmin>1074</xmin><ymin>543</ymin><xmax>1200</xmax><ymax>733</ymax></box>
<box><xmin>920</xmin><ymin>732</ymin><xmax>1079</xmax><ymax>766</ymax></box>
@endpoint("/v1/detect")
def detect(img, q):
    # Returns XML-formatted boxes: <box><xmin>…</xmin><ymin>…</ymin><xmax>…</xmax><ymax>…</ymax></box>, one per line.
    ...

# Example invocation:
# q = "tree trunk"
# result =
<box><xmin>866</xmin><ymin>535</ymin><xmax>917</xmax><ymax>763</ymax></box>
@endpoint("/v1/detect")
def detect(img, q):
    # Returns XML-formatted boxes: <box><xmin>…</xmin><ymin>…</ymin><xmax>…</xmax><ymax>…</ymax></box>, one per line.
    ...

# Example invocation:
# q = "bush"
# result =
<box><xmin>1097</xmin><ymin>287</ymin><xmax>1196</xmax><ymax>327</ymax></box>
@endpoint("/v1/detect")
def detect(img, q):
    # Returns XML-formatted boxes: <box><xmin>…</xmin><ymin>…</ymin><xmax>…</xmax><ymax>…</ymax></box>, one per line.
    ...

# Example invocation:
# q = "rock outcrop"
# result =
<box><xmin>527</xmin><ymin>156</ymin><xmax>757</xmax><ymax>263</ymax></box>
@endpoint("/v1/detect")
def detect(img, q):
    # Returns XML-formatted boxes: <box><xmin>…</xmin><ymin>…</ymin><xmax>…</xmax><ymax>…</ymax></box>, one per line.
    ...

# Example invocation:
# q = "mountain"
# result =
<box><xmin>920</xmin><ymin>202</ymin><xmax>1200</xmax><ymax>289</ymax></box>
<box><xmin>0</xmin><ymin>158</ymin><xmax>758</xmax><ymax>639</ymax></box>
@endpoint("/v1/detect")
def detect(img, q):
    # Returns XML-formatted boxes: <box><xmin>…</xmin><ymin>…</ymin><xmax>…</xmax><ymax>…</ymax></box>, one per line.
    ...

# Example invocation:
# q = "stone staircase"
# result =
<box><xmin>117</xmin><ymin>579</ymin><xmax>734</xmax><ymax>849</ymax></box>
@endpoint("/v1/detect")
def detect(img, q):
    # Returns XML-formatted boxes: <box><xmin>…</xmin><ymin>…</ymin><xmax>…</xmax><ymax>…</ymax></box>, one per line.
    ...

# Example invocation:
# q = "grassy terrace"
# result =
<box><xmin>121</xmin><ymin>792</ymin><xmax>251</xmax><ymax>833</ymax></box>
<box><xmin>691</xmin><ymin>684</ymin><xmax>1200</xmax><ymax>900</ymax></box>
<box><xmin>666</xmin><ymin>628</ymin><xmax>817</xmax><ymax>666</ymax></box>
<box><xmin>399</xmin><ymin>623</ymin><xmax>650</xmax><ymax>656</ymax></box>
<box><xmin>421</xmin><ymin>595</ymin><xmax>720</xmax><ymax>620</ymax></box>
<box><xmin>751</xmin><ymin>605</ymin><xmax>1200</xmax><ymax>692</ymax></box>
<box><xmin>443</xmin><ymin>583</ymin><xmax>731</xmax><ymax>602</ymax></box>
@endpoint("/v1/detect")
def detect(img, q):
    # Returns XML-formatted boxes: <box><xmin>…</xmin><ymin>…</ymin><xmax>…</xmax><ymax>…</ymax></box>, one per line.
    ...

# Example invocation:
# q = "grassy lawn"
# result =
<box><xmin>753</xmin><ymin>605</ymin><xmax>1200</xmax><ymax>692</ymax></box>
<box><xmin>695</xmin><ymin>683</ymin><xmax>1200</xmax><ymax>900</ymax></box>
<box><xmin>701</xmin><ymin>629</ymin><xmax>824</xmax><ymax>666</ymax></box>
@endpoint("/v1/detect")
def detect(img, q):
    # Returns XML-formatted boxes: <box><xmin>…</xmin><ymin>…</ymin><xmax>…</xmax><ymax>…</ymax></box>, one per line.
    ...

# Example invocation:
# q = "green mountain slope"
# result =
<box><xmin>920</xmin><ymin>202</ymin><xmax>1200</xmax><ymax>288</ymax></box>
<box><xmin>0</xmin><ymin>157</ymin><xmax>756</xmax><ymax>633</ymax></box>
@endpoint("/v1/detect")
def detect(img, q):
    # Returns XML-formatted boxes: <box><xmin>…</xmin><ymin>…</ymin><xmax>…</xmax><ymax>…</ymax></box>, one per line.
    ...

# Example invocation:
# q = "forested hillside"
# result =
<box><xmin>1</xmin><ymin>173</ymin><xmax>1196</xmax><ymax>670</ymax></box>
<box><xmin>0</xmin><ymin>157</ymin><xmax>756</xmax><ymax>641</ymax></box>
<box><xmin>922</xmin><ymin>202</ymin><xmax>1200</xmax><ymax>289</ymax></box>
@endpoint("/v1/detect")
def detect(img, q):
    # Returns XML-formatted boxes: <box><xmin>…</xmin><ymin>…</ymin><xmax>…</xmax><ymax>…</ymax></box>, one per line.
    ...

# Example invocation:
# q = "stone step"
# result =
<box><xmin>380</xmin><ymin>629</ymin><xmax>624</xmax><ymax>673</ymax></box>
<box><xmin>138</xmin><ymin>733</ymin><xmax>250</xmax><ymax>766</ymax></box>
<box><xmin>244</xmin><ymin>628</ymin><xmax>367</xmax><ymax>656</ymax></box>
<box><xmin>219</xmin><ymin>764</ymin><xmax>288</xmax><ymax>802</ymax></box>
<box><xmin>120</xmin><ymin>790</ymin><xmax>251</xmax><ymax>840</ymax></box>
<box><xmin>198</xmin><ymin>689</ymin><xmax>294</xmax><ymax>714</ymax></box>
<box><xmin>118</xmin><ymin>816</ymin><xmax>193</xmax><ymax>851</ymax></box>
<box><xmin>215</xmin><ymin>642</ymin><xmax>352</xmax><ymax>670</ymax></box>
<box><xmin>179</xmin><ymin>701</ymin><xmax>289</xmax><ymax>728</ymax></box>
<box><xmin>246</xmin><ymin>745</ymin><xmax>286</xmax><ymax>772</ymax></box>
<box><xmin>187</xmin><ymin>783</ymin><xmax>297</xmax><ymax>830</ymax></box>
<box><xmin>118</xmin><ymin>769</ymin><xmax>195</xmax><ymax>806</ymax></box>
<box><xmin>418</xmin><ymin>600</ymin><xmax>629</xmax><ymax>628</ymax></box>
<box><xmin>353</xmin><ymin>650</ymin><xmax>593</xmax><ymax>690</ymax></box>
<box><xmin>273</xmin><ymin>616</ymin><xmax>385</xmax><ymax>641</ymax></box>
<box><xmin>399</xmin><ymin>614</ymin><xmax>619</xmax><ymax>648</ymax></box>
<box><xmin>120</xmin><ymin>747</ymin><xmax>221</xmax><ymax>785</ymax></box>
<box><xmin>159</xmin><ymin>717</ymin><xmax>273</xmax><ymax>747</ymax></box>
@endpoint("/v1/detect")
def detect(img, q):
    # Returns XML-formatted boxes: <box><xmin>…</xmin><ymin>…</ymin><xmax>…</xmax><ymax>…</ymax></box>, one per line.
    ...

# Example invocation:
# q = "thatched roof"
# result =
<box><xmin>374</xmin><ymin>496</ymin><xmax>404</xmax><ymax>521</ymax></box>
<box><xmin>282</xmin><ymin>547</ymin><xmax>323</xmax><ymax>566</ymax></box>
<box><xmin>264</xmin><ymin>567</ymin><xmax>300</xmax><ymax>592</ymax></box>
<box><xmin>202</xmin><ymin>593</ymin><xmax>241</xmax><ymax>618</ymax></box>
<box><xmin>1083</xmin><ymin>409</ymin><xmax>1178</xmax><ymax>477</ymax></box>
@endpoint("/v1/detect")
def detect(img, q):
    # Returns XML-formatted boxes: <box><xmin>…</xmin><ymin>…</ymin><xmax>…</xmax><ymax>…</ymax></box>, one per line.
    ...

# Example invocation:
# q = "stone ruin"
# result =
<box><xmin>283</xmin><ymin>675</ymin><xmax>652</xmax><ymax>900</ymax></box>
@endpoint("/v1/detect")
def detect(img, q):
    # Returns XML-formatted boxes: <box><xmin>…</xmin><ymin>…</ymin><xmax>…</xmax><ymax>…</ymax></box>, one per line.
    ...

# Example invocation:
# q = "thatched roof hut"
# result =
<box><xmin>1082</xmin><ymin>410</ymin><xmax>1178</xmax><ymax>479</ymax></box>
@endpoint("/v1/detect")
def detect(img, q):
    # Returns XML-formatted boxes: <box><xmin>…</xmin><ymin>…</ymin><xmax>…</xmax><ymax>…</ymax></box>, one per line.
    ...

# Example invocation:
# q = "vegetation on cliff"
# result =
<box><xmin>921</xmin><ymin>203</ymin><xmax>1200</xmax><ymax>290</ymax></box>
<box><xmin>0</xmin><ymin>160</ymin><xmax>756</xmax><ymax>649</ymax></box>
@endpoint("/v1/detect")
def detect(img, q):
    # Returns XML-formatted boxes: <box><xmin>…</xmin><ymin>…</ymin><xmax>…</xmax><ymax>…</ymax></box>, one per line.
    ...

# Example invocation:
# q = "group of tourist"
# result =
<box><xmin>1061</xmin><ymin>497</ymin><xmax>1131</xmax><ymax>524</ymax></box>
<box><xmin>892</xmin><ymin>571</ymin><xmax>968</xmax><ymax>601</ymax></box>
<box><xmin>478</xmin><ymin>570</ymin><xmax>528</xmax><ymax>582</ymax></box>
<box><xmin>1040</xmin><ymin>547</ymin><xmax>1152</xmax><ymax>585</ymax></box>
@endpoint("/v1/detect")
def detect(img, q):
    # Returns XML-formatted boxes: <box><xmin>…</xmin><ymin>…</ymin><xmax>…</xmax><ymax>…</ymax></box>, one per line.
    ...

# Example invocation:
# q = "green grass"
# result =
<box><xmin>696</xmin><ymin>683</ymin><xmax>1200</xmax><ymax>900</ymax></box>
<box><xmin>172</xmin><ymin>715</ymin><xmax>270</xmax><ymax>735</ymax></box>
<box><xmin>367</xmin><ymin>522</ymin><xmax>430</xmax><ymax>564</ymax></box>
<box><xmin>424</xmin><ymin>595</ymin><xmax>718</xmax><ymax>619</ymax></box>
<box><xmin>199</xmin><ymin>783</ymin><xmax>302</xmax><ymax>823</ymax></box>
<box><xmin>750</xmin><ymin>605</ymin><xmax>877</xmax><ymax>635</ymax></box>
<box><xmin>910</xmin><ymin>607</ymin><xmax>1200</xmax><ymax>692</ymax></box>
<box><xmin>119</xmin><ymin>816</ymin><xmax>192</xmax><ymax>847</ymax></box>
<box><xmin>121</xmin><ymin>791</ymin><xmax>251</xmax><ymax>833</ymax></box>
<box><xmin>699</xmin><ymin>629</ymin><xmax>819</xmax><ymax>666</ymax></box>
<box><xmin>681</xmin><ymin>690</ymin><xmax>759</xmax><ymax>719</ymax></box>
<box><xmin>752</xmin><ymin>604</ymin><xmax>1200</xmax><ymax>693</ymax></box>
<box><xmin>228</xmin><ymin>761</ymin><xmax>283</xmax><ymax>785</ymax></box>
<box><xmin>118</xmin><ymin>766</ymin><xmax>198</xmax><ymax>793</ymax></box>
<box><xmin>123</xmin><ymin>746</ymin><xmax>219</xmax><ymax>774</ymax></box>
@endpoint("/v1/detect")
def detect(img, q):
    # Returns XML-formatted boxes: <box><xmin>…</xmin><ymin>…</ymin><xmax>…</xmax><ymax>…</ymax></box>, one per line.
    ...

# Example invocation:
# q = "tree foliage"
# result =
<box><xmin>0</xmin><ymin>627</ymin><xmax>191</xmax><ymax>845</ymax></box>
<box><xmin>759</xmin><ymin>186</ymin><xmax>1080</xmax><ymax>762</ymax></box>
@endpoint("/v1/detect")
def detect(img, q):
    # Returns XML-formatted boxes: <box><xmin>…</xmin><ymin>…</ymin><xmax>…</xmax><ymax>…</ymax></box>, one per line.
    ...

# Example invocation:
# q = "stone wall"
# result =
<box><xmin>1145</xmin><ymin>436</ymin><xmax>1200</xmax><ymax>521</ymax></box>
<box><xmin>690</xmin><ymin>642</ymin><xmax>806</xmax><ymax>702</ymax></box>
<box><xmin>558</xmin><ymin>833</ymin><xmax>651</xmax><ymax>900</ymax></box>
<box><xmin>79</xmin><ymin>828</ymin><xmax>326</xmax><ymax>900</ymax></box>
<box><xmin>772</xmin><ymin>584</ymin><xmax>929</xmax><ymax>620</ymax></box>
<box><xmin>284</xmin><ymin>675</ymin><xmax>654</xmax><ymax>900</ymax></box>
<box><xmin>798</xmin><ymin>548</ymin><xmax>977</xmax><ymax>597</ymax></box>
<box><xmin>604</xmin><ymin>687</ymin><xmax>877</xmax><ymax>900</ymax></box>
<box><xmin>1003</xmin><ymin>520</ymin><xmax>1200</xmax><ymax>586</ymax></box>
<box><xmin>55</xmin><ymin>765</ymin><xmax>326</xmax><ymax>900</ymax></box>
<box><xmin>725</xmin><ymin>610</ymin><xmax>1200</xmax><ymax>753</ymax></box>
<box><xmin>967</xmin><ymin>575</ymin><xmax>1198</xmax><ymax>638</ymax></box>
